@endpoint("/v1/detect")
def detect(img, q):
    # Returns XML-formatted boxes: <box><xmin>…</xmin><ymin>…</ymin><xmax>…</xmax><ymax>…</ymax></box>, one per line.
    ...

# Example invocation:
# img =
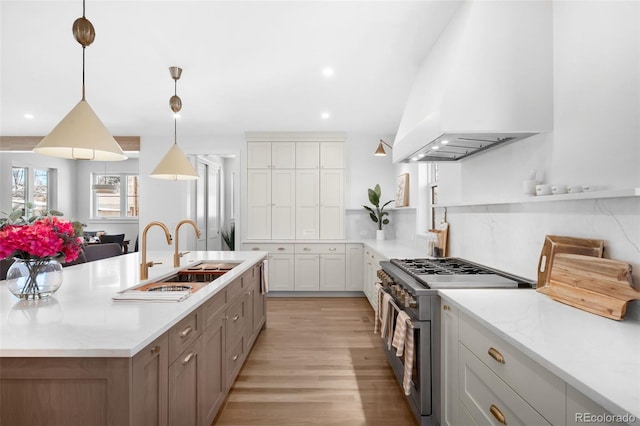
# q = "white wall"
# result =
<box><xmin>430</xmin><ymin>1</ymin><xmax>640</xmax><ymax>284</ymax></box>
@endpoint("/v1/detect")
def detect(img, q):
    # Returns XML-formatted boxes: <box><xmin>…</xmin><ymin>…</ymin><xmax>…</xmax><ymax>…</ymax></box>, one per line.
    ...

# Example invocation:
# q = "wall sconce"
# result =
<box><xmin>33</xmin><ymin>0</ymin><xmax>126</xmax><ymax>161</ymax></box>
<box><xmin>374</xmin><ymin>139</ymin><xmax>393</xmax><ymax>156</ymax></box>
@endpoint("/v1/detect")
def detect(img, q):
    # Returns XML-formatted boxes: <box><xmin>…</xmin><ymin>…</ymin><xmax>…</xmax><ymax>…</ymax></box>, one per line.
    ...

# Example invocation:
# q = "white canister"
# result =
<box><xmin>551</xmin><ymin>184</ymin><xmax>567</xmax><ymax>194</ymax></box>
<box><xmin>536</xmin><ymin>184</ymin><xmax>552</xmax><ymax>196</ymax></box>
<box><xmin>523</xmin><ymin>179</ymin><xmax>537</xmax><ymax>195</ymax></box>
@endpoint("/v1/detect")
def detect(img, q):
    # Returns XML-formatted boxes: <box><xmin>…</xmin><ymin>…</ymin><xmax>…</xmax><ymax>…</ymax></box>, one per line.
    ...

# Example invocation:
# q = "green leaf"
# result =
<box><xmin>368</xmin><ymin>188</ymin><xmax>380</xmax><ymax>206</ymax></box>
<box><xmin>381</xmin><ymin>200</ymin><xmax>394</xmax><ymax>210</ymax></box>
<box><xmin>382</xmin><ymin>219</ymin><xmax>390</xmax><ymax>225</ymax></box>
<box><xmin>380</xmin><ymin>211</ymin><xmax>389</xmax><ymax>217</ymax></box>
<box><xmin>374</xmin><ymin>184</ymin><xmax>381</xmax><ymax>198</ymax></box>
<box><xmin>9</xmin><ymin>210</ymin><xmax>22</xmax><ymax>221</ymax></box>
<box><xmin>50</xmin><ymin>209</ymin><xmax>64</xmax><ymax>216</ymax></box>
<box><xmin>363</xmin><ymin>205</ymin><xmax>375</xmax><ymax>215</ymax></box>
<box><xmin>369</xmin><ymin>212</ymin><xmax>378</xmax><ymax>223</ymax></box>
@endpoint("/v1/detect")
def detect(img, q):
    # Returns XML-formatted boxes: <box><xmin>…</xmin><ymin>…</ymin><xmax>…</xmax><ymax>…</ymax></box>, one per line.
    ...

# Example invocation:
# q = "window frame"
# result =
<box><xmin>91</xmin><ymin>172</ymin><xmax>139</xmax><ymax>220</ymax></box>
<box><xmin>11</xmin><ymin>165</ymin><xmax>56</xmax><ymax>214</ymax></box>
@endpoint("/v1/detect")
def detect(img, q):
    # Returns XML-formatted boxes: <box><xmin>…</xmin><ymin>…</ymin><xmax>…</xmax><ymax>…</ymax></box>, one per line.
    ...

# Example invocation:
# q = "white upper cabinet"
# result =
<box><xmin>271</xmin><ymin>170</ymin><xmax>296</xmax><ymax>239</ymax></box>
<box><xmin>319</xmin><ymin>142</ymin><xmax>344</xmax><ymax>169</ymax></box>
<box><xmin>247</xmin><ymin>142</ymin><xmax>271</xmax><ymax>168</ymax></box>
<box><xmin>295</xmin><ymin>170</ymin><xmax>320</xmax><ymax>239</ymax></box>
<box><xmin>271</xmin><ymin>142</ymin><xmax>295</xmax><ymax>169</ymax></box>
<box><xmin>319</xmin><ymin>169</ymin><xmax>344</xmax><ymax>239</ymax></box>
<box><xmin>295</xmin><ymin>142</ymin><xmax>319</xmax><ymax>169</ymax></box>
<box><xmin>247</xmin><ymin>169</ymin><xmax>272</xmax><ymax>239</ymax></box>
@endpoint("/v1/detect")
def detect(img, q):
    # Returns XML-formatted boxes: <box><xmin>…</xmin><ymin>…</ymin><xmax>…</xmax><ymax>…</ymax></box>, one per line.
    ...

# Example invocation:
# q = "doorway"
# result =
<box><xmin>196</xmin><ymin>156</ymin><xmax>221</xmax><ymax>251</ymax></box>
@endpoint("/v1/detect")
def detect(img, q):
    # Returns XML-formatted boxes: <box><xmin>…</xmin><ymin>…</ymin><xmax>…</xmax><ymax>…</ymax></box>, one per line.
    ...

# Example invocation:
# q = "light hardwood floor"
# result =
<box><xmin>214</xmin><ymin>297</ymin><xmax>418</xmax><ymax>426</ymax></box>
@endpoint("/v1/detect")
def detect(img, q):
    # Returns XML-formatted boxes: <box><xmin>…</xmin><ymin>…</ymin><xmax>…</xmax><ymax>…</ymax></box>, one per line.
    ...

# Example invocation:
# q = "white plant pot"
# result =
<box><xmin>376</xmin><ymin>230</ymin><xmax>385</xmax><ymax>241</ymax></box>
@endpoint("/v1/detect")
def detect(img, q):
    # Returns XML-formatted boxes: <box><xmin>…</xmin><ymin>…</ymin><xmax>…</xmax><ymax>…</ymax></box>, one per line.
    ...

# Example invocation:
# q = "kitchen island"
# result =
<box><xmin>0</xmin><ymin>250</ymin><xmax>267</xmax><ymax>426</ymax></box>
<box><xmin>439</xmin><ymin>289</ymin><xmax>640</xmax><ymax>425</ymax></box>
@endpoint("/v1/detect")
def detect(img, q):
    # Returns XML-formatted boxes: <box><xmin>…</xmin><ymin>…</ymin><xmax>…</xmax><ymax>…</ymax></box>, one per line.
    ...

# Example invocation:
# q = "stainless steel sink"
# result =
<box><xmin>136</xmin><ymin>261</ymin><xmax>240</xmax><ymax>293</ymax></box>
<box><xmin>147</xmin><ymin>284</ymin><xmax>193</xmax><ymax>292</ymax></box>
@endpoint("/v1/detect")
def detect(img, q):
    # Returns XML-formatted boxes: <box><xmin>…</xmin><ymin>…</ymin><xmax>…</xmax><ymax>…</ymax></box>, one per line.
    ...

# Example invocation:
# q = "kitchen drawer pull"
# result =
<box><xmin>489</xmin><ymin>404</ymin><xmax>507</xmax><ymax>425</ymax></box>
<box><xmin>233</xmin><ymin>314</ymin><xmax>240</xmax><ymax>322</ymax></box>
<box><xmin>232</xmin><ymin>354</ymin><xmax>239</xmax><ymax>361</ymax></box>
<box><xmin>182</xmin><ymin>352</ymin><xmax>194</xmax><ymax>365</ymax></box>
<box><xmin>179</xmin><ymin>326</ymin><xmax>193</xmax><ymax>338</ymax></box>
<box><xmin>488</xmin><ymin>347</ymin><xmax>506</xmax><ymax>364</ymax></box>
<box><xmin>278</xmin><ymin>247</ymin><xmax>286</xmax><ymax>251</ymax></box>
<box><xmin>303</xmin><ymin>247</ymin><xmax>311</xmax><ymax>251</ymax></box>
<box><xmin>443</xmin><ymin>304</ymin><xmax>451</xmax><ymax>311</ymax></box>
<box><xmin>150</xmin><ymin>345</ymin><xmax>161</xmax><ymax>355</ymax></box>
<box><xmin>329</xmin><ymin>247</ymin><xmax>336</xmax><ymax>251</ymax></box>
<box><xmin>252</xmin><ymin>247</ymin><xmax>260</xmax><ymax>251</ymax></box>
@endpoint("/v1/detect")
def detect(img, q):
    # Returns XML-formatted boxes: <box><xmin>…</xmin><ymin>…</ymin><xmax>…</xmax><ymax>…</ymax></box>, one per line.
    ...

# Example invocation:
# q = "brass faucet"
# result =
<box><xmin>140</xmin><ymin>221</ymin><xmax>173</xmax><ymax>280</ymax></box>
<box><xmin>174</xmin><ymin>219</ymin><xmax>202</xmax><ymax>267</ymax></box>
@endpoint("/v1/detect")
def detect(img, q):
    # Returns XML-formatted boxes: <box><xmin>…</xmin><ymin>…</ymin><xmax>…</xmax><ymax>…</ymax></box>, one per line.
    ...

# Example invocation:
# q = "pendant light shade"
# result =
<box><xmin>34</xmin><ymin>100</ymin><xmax>127</xmax><ymax>161</ymax></box>
<box><xmin>150</xmin><ymin>66</ymin><xmax>198</xmax><ymax>181</ymax></box>
<box><xmin>151</xmin><ymin>143</ymin><xmax>199</xmax><ymax>180</ymax></box>
<box><xmin>374</xmin><ymin>139</ymin><xmax>392</xmax><ymax>156</ymax></box>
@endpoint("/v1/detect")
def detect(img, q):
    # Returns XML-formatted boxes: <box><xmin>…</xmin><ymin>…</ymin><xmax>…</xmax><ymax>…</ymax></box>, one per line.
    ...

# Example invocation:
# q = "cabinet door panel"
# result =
<box><xmin>295</xmin><ymin>142</ymin><xmax>319</xmax><ymax>168</ymax></box>
<box><xmin>319</xmin><ymin>254</ymin><xmax>346</xmax><ymax>291</ymax></box>
<box><xmin>271</xmin><ymin>142</ymin><xmax>295</xmax><ymax>168</ymax></box>
<box><xmin>271</xmin><ymin>170</ymin><xmax>295</xmax><ymax>239</ymax></box>
<box><xmin>132</xmin><ymin>334</ymin><xmax>169</xmax><ymax>426</ymax></box>
<box><xmin>296</xmin><ymin>170</ymin><xmax>319</xmax><ymax>239</ymax></box>
<box><xmin>247</xmin><ymin>170</ymin><xmax>272</xmax><ymax>239</ymax></box>
<box><xmin>268</xmin><ymin>254</ymin><xmax>295</xmax><ymax>291</ymax></box>
<box><xmin>345</xmin><ymin>244</ymin><xmax>363</xmax><ymax>291</ymax></box>
<box><xmin>320</xmin><ymin>170</ymin><xmax>344</xmax><ymax>239</ymax></box>
<box><xmin>320</xmin><ymin>142</ymin><xmax>344</xmax><ymax>169</ymax></box>
<box><xmin>295</xmin><ymin>254</ymin><xmax>319</xmax><ymax>290</ymax></box>
<box><xmin>168</xmin><ymin>338</ymin><xmax>203</xmax><ymax>426</ymax></box>
<box><xmin>201</xmin><ymin>314</ymin><xmax>225</xmax><ymax>425</ymax></box>
<box><xmin>247</xmin><ymin>142</ymin><xmax>271</xmax><ymax>169</ymax></box>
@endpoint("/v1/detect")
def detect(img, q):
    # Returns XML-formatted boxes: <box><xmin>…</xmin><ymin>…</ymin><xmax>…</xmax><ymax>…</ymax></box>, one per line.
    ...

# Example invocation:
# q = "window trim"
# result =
<box><xmin>91</xmin><ymin>172</ymin><xmax>139</xmax><ymax>220</ymax></box>
<box><xmin>11</xmin><ymin>165</ymin><xmax>56</xmax><ymax>213</ymax></box>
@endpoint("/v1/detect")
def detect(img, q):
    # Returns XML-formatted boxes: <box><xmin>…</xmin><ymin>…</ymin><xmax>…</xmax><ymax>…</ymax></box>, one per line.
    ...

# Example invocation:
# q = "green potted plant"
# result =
<box><xmin>363</xmin><ymin>184</ymin><xmax>393</xmax><ymax>240</ymax></box>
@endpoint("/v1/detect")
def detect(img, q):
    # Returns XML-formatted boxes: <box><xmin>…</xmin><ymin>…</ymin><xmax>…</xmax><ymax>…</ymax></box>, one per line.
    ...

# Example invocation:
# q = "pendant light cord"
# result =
<box><xmin>81</xmin><ymin>0</ymin><xmax>86</xmax><ymax>101</ymax></box>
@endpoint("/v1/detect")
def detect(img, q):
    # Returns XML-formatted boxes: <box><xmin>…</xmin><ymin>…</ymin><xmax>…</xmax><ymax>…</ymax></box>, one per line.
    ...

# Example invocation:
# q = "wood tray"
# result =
<box><xmin>537</xmin><ymin>235</ymin><xmax>604</xmax><ymax>288</ymax></box>
<box><xmin>537</xmin><ymin>253</ymin><xmax>639</xmax><ymax>320</ymax></box>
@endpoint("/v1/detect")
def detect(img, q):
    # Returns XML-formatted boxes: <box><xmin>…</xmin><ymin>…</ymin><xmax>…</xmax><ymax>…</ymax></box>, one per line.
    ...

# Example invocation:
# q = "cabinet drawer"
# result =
<box><xmin>226</xmin><ymin>277</ymin><xmax>244</xmax><ymax>304</ymax></box>
<box><xmin>203</xmin><ymin>291</ymin><xmax>226</xmax><ymax>329</ymax></box>
<box><xmin>458</xmin><ymin>312</ymin><xmax>565</xmax><ymax>425</ymax></box>
<box><xmin>225</xmin><ymin>296</ymin><xmax>245</xmax><ymax>347</ymax></box>
<box><xmin>243</xmin><ymin>243</ymin><xmax>294</xmax><ymax>254</ymax></box>
<box><xmin>226</xmin><ymin>336</ymin><xmax>245</xmax><ymax>385</ymax></box>
<box><xmin>459</xmin><ymin>344</ymin><xmax>551</xmax><ymax>426</ymax></box>
<box><xmin>169</xmin><ymin>310</ymin><xmax>202</xmax><ymax>363</ymax></box>
<box><xmin>295</xmin><ymin>243</ymin><xmax>345</xmax><ymax>254</ymax></box>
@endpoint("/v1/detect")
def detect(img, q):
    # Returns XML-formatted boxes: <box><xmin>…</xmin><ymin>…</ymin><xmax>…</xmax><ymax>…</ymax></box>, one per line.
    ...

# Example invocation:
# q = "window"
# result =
<box><xmin>92</xmin><ymin>173</ymin><xmax>139</xmax><ymax>219</ymax></box>
<box><xmin>12</xmin><ymin>166</ymin><xmax>53</xmax><ymax>214</ymax></box>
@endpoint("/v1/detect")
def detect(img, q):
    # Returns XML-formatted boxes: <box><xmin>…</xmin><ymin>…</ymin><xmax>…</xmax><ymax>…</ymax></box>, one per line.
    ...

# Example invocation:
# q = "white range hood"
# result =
<box><xmin>393</xmin><ymin>0</ymin><xmax>553</xmax><ymax>163</ymax></box>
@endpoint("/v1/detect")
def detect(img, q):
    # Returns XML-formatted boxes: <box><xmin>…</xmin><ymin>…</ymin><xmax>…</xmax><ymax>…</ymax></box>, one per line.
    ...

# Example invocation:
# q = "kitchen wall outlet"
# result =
<box><xmin>360</xmin><ymin>231</ymin><xmax>368</xmax><ymax>237</ymax></box>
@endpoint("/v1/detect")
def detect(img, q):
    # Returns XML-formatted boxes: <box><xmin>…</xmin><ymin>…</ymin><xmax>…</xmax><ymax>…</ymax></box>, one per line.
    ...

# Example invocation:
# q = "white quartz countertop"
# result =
<box><xmin>439</xmin><ymin>289</ymin><xmax>640</xmax><ymax>420</ymax></box>
<box><xmin>0</xmin><ymin>251</ymin><xmax>267</xmax><ymax>358</ymax></box>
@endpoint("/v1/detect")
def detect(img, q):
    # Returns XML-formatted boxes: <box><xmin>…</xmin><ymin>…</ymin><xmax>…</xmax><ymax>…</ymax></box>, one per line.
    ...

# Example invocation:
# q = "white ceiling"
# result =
<box><xmin>1</xmin><ymin>1</ymin><xmax>460</xmax><ymax>141</ymax></box>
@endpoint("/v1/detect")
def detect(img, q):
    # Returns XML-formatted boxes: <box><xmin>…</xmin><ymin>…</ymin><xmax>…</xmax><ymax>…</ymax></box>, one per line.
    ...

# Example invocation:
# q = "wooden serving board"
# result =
<box><xmin>538</xmin><ymin>253</ymin><xmax>639</xmax><ymax>320</ymax></box>
<box><xmin>537</xmin><ymin>235</ymin><xmax>604</xmax><ymax>288</ymax></box>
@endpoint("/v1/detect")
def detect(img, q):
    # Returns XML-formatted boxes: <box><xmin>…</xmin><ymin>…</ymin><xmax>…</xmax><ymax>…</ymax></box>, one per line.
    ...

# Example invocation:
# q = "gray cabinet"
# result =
<box><xmin>131</xmin><ymin>334</ymin><xmax>169</xmax><ymax>426</ymax></box>
<box><xmin>168</xmin><ymin>336</ymin><xmax>204</xmax><ymax>426</ymax></box>
<box><xmin>201</xmin><ymin>293</ymin><xmax>226</xmax><ymax>425</ymax></box>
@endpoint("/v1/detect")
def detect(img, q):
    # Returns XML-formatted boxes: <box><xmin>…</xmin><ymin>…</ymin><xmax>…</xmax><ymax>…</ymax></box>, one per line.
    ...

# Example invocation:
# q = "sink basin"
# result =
<box><xmin>136</xmin><ymin>261</ymin><xmax>240</xmax><ymax>293</ymax></box>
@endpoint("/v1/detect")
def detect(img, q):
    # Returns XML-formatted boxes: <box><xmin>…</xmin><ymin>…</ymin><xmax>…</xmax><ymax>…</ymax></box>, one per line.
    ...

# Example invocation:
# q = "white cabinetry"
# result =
<box><xmin>295</xmin><ymin>244</ymin><xmax>346</xmax><ymax>291</ymax></box>
<box><xmin>362</xmin><ymin>248</ymin><xmax>387</xmax><ymax>309</ymax></box>
<box><xmin>243</xmin><ymin>243</ymin><xmax>294</xmax><ymax>291</ymax></box>
<box><xmin>441</xmin><ymin>302</ymin><xmax>620</xmax><ymax>426</ymax></box>
<box><xmin>247</xmin><ymin>136</ymin><xmax>344</xmax><ymax>241</ymax></box>
<box><xmin>294</xmin><ymin>253</ymin><xmax>320</xmax><ymax>291</ymax></box>
<box><xmin>345</xmin><ymin>244</ymin><xmax>363</xmax><ymax>291</ymax></box>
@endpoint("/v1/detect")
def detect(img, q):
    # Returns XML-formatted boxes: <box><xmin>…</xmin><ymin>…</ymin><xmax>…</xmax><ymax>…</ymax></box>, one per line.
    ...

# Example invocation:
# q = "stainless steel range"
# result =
<box><xmin>377</xmin><ymin>257</ymin><xmax>533</xmax><ymax>426</ymax></box>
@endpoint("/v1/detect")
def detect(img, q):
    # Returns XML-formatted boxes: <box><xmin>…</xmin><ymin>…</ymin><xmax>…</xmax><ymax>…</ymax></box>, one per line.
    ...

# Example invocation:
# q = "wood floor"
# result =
<box><xmin>214</xmin><ymin>297</ymin><xmax>418</xmax><ymax>426</ymax></box>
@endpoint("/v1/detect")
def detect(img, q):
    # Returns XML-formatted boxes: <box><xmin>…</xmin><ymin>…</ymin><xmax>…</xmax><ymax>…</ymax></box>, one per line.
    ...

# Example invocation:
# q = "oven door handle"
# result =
<box><xmin>407</xmin><ymin>319</ymin><xmax>421</xmax><ymax>329</ymax></box>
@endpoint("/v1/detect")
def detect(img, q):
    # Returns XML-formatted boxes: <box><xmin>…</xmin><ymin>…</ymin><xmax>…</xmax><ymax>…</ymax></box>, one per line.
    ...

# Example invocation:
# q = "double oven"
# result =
<box><xmin>377</xmin><ymin>258</ymin><xmax>533</xmax><ymax>426</ymax></box>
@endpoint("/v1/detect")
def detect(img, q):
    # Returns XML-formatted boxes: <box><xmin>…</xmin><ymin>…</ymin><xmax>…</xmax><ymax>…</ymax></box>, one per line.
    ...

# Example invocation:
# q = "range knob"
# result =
<box><xmin>408</xmin><ymin>297</ymin><xmax>417</xmax><ymax>309</ymax></box>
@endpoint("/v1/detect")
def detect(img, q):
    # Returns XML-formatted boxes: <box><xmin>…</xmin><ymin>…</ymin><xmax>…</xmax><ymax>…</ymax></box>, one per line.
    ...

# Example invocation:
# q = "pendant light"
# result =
<box><xmin>92</xmin><ymin>162</ymin><xmax>119</xmax><ymax>194</ymax></box>
<box><xmin>374</xmin><ymin>139</ymin><xmax>393</xmax><ymax>156</ymax></box>
<box><xmin>150</xmin><ymin>66</ymin><xmax>199</xmax><ymax>180</ymax></box>
<box><xmin>33</xmin><ymin>0</ymin><xmax>126</xmax><ymax>161</ymax></box>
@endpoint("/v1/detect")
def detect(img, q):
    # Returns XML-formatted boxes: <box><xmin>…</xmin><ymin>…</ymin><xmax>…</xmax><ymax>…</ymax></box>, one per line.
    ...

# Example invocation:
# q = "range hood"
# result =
<box><xmin>393</xmin><ymin>0</ymin><xmax>553</xmax><ymax>163</ymax></box>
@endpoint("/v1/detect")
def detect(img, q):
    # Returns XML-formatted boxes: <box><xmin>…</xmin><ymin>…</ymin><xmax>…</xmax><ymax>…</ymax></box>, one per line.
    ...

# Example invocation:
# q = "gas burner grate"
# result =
<box><xmin>391</xmin><ymin>258</ymin><xmax>495</xmax><ymax>276</ymax></box>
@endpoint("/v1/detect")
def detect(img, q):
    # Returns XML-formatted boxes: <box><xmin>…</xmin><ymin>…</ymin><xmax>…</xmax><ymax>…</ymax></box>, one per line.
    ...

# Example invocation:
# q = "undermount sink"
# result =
<box><xmin>136</xmin><ymin>261</ymin><xmax>240</xmax><ymax>293</ymax></box>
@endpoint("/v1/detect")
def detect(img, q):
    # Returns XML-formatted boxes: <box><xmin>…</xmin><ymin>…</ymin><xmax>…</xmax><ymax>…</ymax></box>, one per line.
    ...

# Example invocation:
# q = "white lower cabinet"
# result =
<box><xmin>268</xmin><ymin>254</ymin><xmax>295</xmax><ymax>291</ymax></box>
<box><xmin>362</xmin><ymin>248</ymin><xmax>387</xmax><ymax>309</ymax></box>
<box><xmin>441</xmin><ymin>299</ymin><xmax>624</xmax><ymax>426</ymax></box>
<box><xmin>295</xmin><ymin>254</ymin><xmax>320</xmax><ymax>290</ymax></box>
<box><xmin>319</xmin><ymin>254</ymin><xmax>346</xmax><ymax>291</ymax></box>
<box><xmin>345</xmin><ymin>244</ymin><xmax>363</xmax><ymax>291</ymax></box>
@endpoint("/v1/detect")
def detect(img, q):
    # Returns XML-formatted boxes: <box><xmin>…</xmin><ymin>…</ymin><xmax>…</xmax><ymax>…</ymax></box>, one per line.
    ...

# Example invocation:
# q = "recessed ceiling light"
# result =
<box><xmin>418</xmin><ymin>153</ymin><xmax>425</xmax><ymax>158</ymax></box>
<box><xmin>441</xmin><ymin>139</ymin><xmax>449</xmax><ymax>145</ymax></box>
<box><xmin>322</xmin><ymin>67</ymin><xmax>334</xmax><ymax>77</ymax></box>
<box><xmin>24</xmin><ymin>113</ymin><xmax>34</xmax><ymax>119</ymax></box>
<box><xmin>432</xmin><ymin>146</ymin><xmax>440</xmax><ymax>150</ymax></box>
<box><xmin>321</xmin><ymin>112</ymin><xmax>330</xmax><ymax>120</ymax></box>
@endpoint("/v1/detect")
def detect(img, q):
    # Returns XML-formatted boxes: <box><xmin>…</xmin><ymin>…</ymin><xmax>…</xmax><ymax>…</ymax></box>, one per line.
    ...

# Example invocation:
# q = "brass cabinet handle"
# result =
<box><xmin>150</xmin><ymin>345</ymin><xmax>161</xmax><ymax>355</ymax></box>
<box><xmin>443</xmin><ymin>304</ymin><xmax>450</xmax><ymax>311</ymax></box>
<box><xmin>303</xmin><ymin>247</ymin><xmax>311</xmax><ymax>251</ymax></box>
<box><xmin>488</xmin><ymin>347</ymin><xmax>506</xmax><ymax>364</ymax></box>
<box><xmin>252</xmin><ymin>247</ymin><xmax>260</xmax><ymax>251</ymax></box>
<box><xmin>490</xmin><ymin>404</ymin><xmax>507</xmax><ymax>425</ymax></box>
<box><xmin>278</xmin><ymin>247</ymin><xmax>286</xmax><ymax>251</ymax></box>
<box><xmin>232</xmin><ymin>354</ymin><xmax>239</xmax><ymax>361</ymax></box>
<box><xmin>329</xmin><ymin>247</ymin><xmax>336</xmax><ymax>251</ymax></box>
<box><xmin>233</xmin><ymin>314</ymin><xmax>240</xmax><ymax>322</ymax></box>
<box><xmin>182</xmin><ymin>352</ymin><xmax>194</xmax><ymax>365</ymax></box>
<box><xmin>179</xmin><ymin>326</ymin><xmax>193</xmax><ymax>338</ymax></box>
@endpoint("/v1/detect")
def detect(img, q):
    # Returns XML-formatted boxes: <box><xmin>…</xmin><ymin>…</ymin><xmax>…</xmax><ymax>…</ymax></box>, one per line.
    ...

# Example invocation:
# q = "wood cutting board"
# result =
<box><xmin>537</xmin><ymin>253</ymin><xmax>639</xmax><ymax>320</ymax></box>
<box><xmin>537</xmin><ymin>235</ymin><xmax>604</xmax><ymax>288</ymax></box>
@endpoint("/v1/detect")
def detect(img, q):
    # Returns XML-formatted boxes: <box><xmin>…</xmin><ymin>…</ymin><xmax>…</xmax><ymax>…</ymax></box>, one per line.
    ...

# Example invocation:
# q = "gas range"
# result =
<box><xmin>389</xmin><ymin>257</ymin><xmax>533</xmax><ymax>289</ymax></box>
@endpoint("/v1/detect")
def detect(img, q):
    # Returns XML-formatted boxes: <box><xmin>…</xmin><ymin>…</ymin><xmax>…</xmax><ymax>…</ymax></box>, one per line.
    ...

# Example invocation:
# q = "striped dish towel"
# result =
<box><xmin>261</xmin><ymin>258</ymin><xmax>269</xmax><ymax>294</ymax></box>
<box><xmin>380</xmin><ymin>293</ymin><xmax>394</xmax><ymax>349</ymax></box>
<box><xmin>391</xmin><ymin>310</ymin><xmax>415</xmax><ymax>396</ymax></box>
<box><xmin>373</xmin><ymin>283</ymin><xmax>383</xmax><ymax>333</ymax></box>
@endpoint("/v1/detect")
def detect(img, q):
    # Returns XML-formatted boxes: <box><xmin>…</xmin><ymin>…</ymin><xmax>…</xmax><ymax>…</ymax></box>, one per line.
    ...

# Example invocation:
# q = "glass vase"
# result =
<box><xmin>6</xmin><ymin>258</ymin><xmax>63</xmax><ymax>300</ymax></box>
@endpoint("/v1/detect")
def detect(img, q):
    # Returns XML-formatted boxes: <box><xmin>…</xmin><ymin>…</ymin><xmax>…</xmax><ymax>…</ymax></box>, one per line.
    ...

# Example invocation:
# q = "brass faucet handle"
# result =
<box><xmin>179</xmin><ymin>251</ymin><xmax>191</xmax><ymax>258</ymax></box>
<box><xmin>147</xmin><ymin>261</ymin><xmax>163</xmax><ymax>268</ymax></box>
